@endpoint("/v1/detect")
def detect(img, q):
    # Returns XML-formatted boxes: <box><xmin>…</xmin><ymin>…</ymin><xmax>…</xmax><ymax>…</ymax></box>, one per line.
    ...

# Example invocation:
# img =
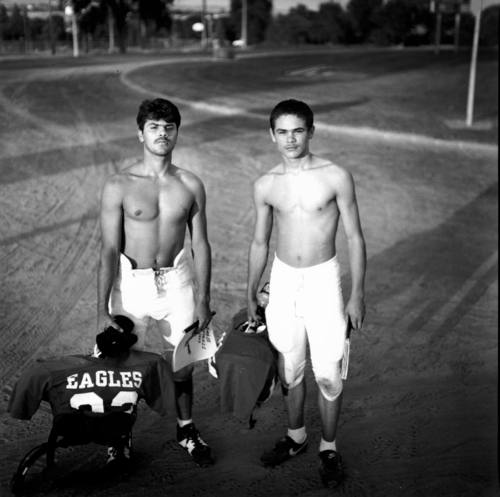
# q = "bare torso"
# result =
<box><xmin>118</xmin><ymin>163</ymin><xmax>195</xmax><ymax>269</ymax></box>
<box><xmin>264</xmin><ymin>159</ymin><xmax>342</xmax><ymax>267</ymax></box>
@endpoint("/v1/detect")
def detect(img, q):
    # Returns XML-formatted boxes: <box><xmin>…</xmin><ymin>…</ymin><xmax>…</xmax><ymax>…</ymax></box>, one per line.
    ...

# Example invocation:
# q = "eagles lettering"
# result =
<box><xmin>66</xmin><ymin>370</ymin><xmax>143</xmax><ymax>390</ymax></box>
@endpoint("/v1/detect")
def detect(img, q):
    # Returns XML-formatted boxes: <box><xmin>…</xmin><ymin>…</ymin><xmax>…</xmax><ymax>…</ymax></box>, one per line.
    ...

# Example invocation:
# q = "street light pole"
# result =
<box><xmin>65</xmin><ymin>2</ymin><xmax>79</xmax><ymax>57</ymax></box>
<box><xmin>434</xmin><ymin>2</ymin><xmax>442</xmax><ymax>54</ymax></box>
<box><xmin>201</xmin><ymin>0</ymin><xmax>207</xmax><ymax>48</ymax></box>
<box><xmin>71</xmin><ymin>8</ymin><xmax>79</xmax><ymax>57</ymax></box>
<box><xmin>48</xmin><ymin>0</ymin><xmax>56</xmax><ymax>55</ymax></box>
<box><xmin>241</xmin><ymin>0</ymin><xmax>248</xmax><ymax>47</ymax></box>
<box><xmin>22</xmin><ymin>6</ymin><xmax>29</xmax><ymax>53</ymax></box>
<box><xmin>108</xmin><ymin>4</ymin><xmax>115</xmax><ymax>53</ymax></box>
<box><xmin>453</xmin><ymin>8</ymin><xmax>461</xmax><ymax>52</ymax></box>
<box><xmin>466</xmin><ymin>1</ymin><xmax>482</xmax><ymax>126</ymax></box>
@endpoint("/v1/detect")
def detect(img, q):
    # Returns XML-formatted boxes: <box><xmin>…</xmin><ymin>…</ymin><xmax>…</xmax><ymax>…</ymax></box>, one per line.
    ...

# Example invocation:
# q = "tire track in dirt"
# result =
<box><xmin>0</xmin><ymin>210</ymin><xmax>101</xmax><ymax>390</ymax></box>
<box><xmin>0</xmin><ymin>64</ymin><xmax>130</xmax><ymax>393</ymax></box>
<box><xmin>0</xmin><ymin>155</ymin><xmax>114</xmax><ymax>390</ymax></box>
<box><xmin>0</xmin><ymin>82</ymin><xmax>75</xmax><ymax>143</ymax></box>
<box><xmin>0</xmin><ymin>53</ymin><xmax>497</xmax><ymax>497</ymax></box>
<box><xmin>119</xmin><ymin>58</ymin><xmax>497</xmax><ymax>158</ymax></box>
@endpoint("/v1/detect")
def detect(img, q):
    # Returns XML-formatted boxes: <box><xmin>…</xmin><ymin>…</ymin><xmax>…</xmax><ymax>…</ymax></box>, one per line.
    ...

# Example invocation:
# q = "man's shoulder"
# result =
<box><xmin>308</xmin><ymin>155</ymin><xmax>338</xmax><ymax>171</ymax></box>
<box><xmin>103</xmin><ymin>161</ymin><xmax>147</xmax><ymax>192</ymax></box>
<box><xmin>253</xmin><ymin>169</ymin><xmax>277</xmax><ymax>196</ymax></box>
<box><xmin>119</xmin><ymin>160</ymin><xmax>146</xmax><ymax>179</ymax></box>
<box><xmin>267</xmin><ymin>163</ymin><xmax>286</xmax><ymax>176</ymax></box>
<box><xmin>173</xmin><ymin>165</ymin><xmax>205</xmax><ymax>191</ymax></box>
<box><xmin>310</xmin><ymin>158</ymin><xmax>352</xmax><ymax>183</ymax></box>
<box><xmin>104</xmin><ymin>165</ymin><xmax>138</xmax><ymax>186</ymax></box>
<box><xmin>255</xmin><ymin>163</ymin><xmax>283</xmax><ymax>184</ymax></box>
<box><xmin>173</xmin><ymin>165</ymin><xmax>200</xmax><ymax>181</ymax></box>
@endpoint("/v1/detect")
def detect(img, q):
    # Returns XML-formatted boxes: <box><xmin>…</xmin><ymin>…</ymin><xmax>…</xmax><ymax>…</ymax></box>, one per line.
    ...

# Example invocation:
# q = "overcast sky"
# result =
<box><xmin>175</xmin><ymin>0</ymin><xmax>348</xmax><ymax>13</ymax></box>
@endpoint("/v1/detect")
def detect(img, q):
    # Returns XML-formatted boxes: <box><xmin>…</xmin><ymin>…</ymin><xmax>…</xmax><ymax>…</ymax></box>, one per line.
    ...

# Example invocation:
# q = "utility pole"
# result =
<box><xmin>65</xmin><ymin>2</ymin><xmax>79</xmax><ymax>57</ymax></box>
<box><xmin>201</xmin><ymin>0</ymin><xmax>208</xmax><ymax>48</ymax></box>
<box><xmin>453</xmin><ymin>7</ymin><xmax>461</xmax><ymax>52</ymax></box>
<box><xmin>22</xmin><ymin>6</ymin><xmax>29</xmax><ymax>53</ymax></box>
<box><xmin>241</xmin><ymin>0</ymin><xmax>248</xmax><ymax>47</ymax></box>
<box><xmin>48</xmin><ymin>0</ymin><xmax>56</xmax><ymax>55</ymax></box>
<box><xmin>433</xmin><ymin>0</ymin><xmax>442</xmax><ymax>54</ymax></box>
<box><xmin>108</xmin><ymin>4</ymin><xmax>115</xmax><ymax>53</ymax></box>
<box><xmin>466</xmin><ymin>1</ymin><xmax>482</xmax><ymax>126</ymax></box>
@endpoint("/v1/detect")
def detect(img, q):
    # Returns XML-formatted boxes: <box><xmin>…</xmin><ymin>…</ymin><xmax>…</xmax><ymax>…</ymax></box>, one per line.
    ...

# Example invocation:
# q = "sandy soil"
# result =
<box><xmin>0</xmin><ymin>48</ymin><xmax>497</xmax><ymax>497</ymax></box>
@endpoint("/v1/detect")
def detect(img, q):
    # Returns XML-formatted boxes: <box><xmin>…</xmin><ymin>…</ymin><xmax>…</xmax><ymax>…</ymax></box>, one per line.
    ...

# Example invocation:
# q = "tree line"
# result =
<box><xmin>0</xmin><ymin>0</ymin><xmax>497</xmax><ymax>54</ymax></box>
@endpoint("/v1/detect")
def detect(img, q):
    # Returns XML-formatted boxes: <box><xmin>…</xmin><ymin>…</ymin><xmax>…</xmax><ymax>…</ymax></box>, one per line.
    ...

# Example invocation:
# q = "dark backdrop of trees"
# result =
<box><xmin>0</xmin><ymin>0</ymin><xmax>498</xmax><ymax>53</ymax></box>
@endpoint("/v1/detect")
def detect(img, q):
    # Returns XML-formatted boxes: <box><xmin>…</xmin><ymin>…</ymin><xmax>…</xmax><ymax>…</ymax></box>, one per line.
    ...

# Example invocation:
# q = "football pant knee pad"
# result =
<box><xmin>316</xmin><ymin>375</ymin><xmax>343</xmax><ymax>402</ymax></box>
<box><xmin>281</xmin><ymin>358</ymin><xmax>306</xmax><ymax>391</ymax></box>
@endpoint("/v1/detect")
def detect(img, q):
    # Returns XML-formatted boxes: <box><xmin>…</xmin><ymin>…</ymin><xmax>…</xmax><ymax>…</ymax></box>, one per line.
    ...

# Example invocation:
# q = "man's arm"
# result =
<box><xmin>336</xmin><ymin>170</ymin><xmax>366</xmax><ymax>330</ymax></box>
<box><xmin>247</xmin><ymin>177</ymin><xmax>273</xmax><ymax>322</ymax></box>
<box><xmin>97</xmin><ymin>176</ymin><xmax>124</xmax><ymax>333</ymax></box>
<box><xmin>187</xmin><ymin>177</ymin><xmax>213</xmax><ymax>330</ymax></box>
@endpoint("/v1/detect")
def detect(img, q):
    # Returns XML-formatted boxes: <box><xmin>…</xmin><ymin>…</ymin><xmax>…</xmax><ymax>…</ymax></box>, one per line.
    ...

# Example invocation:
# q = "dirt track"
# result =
<box><xmin>0</xmin><ymin>49</ymin><xmax>497</xmax><ymax>497</ymax></box>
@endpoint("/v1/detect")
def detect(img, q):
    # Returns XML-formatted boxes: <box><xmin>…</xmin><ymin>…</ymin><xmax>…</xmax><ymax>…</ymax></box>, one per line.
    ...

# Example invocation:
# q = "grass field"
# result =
<box><xmin>0</xmin><ymin>47</ymin><xmax>497</xmax><ymax>497</ymax></box>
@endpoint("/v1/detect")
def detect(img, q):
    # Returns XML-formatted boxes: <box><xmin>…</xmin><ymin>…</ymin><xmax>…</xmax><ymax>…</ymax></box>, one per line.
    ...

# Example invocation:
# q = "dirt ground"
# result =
<box><xmin>0</xmin><ymin>48</ymin><xmax>497</xmax><ymax>497</ymax></box>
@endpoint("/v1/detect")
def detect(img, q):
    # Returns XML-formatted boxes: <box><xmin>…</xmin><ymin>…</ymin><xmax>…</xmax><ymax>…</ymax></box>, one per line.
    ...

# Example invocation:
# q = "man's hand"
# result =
<box><xmin>247</xmin><ymin>296</ymin><xmax>261</xmax><ymax>325</ymax></box>
<box><xmin>345</xmin><ymin>296</ymin><xmax>365</xmax><ymax>331</ymax></box>
<box><xmin>97</xmin><ymin>312</ymin><xmax>122</xmax><ymax>334</ymax></box>
<box><xmin>195</xmin><ymin>299</ymin><xmax>214</xmax><ymax>330</ymax></box>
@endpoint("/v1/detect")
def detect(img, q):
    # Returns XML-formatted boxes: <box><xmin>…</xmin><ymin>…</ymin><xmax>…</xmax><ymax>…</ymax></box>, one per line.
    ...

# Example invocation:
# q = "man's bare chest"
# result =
<box><xmin>123</xmin><ymin>182</ymin><xmax>193</xmax><ymax>222</ymax></box>
<box><xmin>270</xmin><ymin>175</ymin><xmax>337</xmax><ymax>214</ymax></box>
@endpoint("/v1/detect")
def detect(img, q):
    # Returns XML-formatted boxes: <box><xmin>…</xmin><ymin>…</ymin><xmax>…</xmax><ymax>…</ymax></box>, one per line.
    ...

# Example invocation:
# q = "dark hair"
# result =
<box><xmin>269</xmin><ymin>99</ymin><xmax>314</xmax><ymax>131</ymax></box>
<box><xmin>136</xmin><ymin>98</ymin><xmax>181</xmax><ymax>131</ymax></box>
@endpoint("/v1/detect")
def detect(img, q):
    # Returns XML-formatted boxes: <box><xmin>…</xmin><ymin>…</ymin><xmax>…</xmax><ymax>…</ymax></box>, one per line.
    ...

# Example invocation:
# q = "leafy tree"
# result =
<box><xmin>370</xmin><ymin>0</ymin><xmax>431</xmax><ymax>45</ymax></box>
<box><xmin>131</xmin><ymin>0</ymin><xmax>173</xmax><ymax>47</ymax></box>
<box><xmin>267</xmin><ymin>4</ymin><xmax>314</xmax><ymax>44</ymax></box>
<box><xmin>44</xmin><ymin>14</ymin><xmax>66</xmax><ymax>41</ymax></box>
<box><xmin>480</xmin><ymin>5</ymin><xmax>499</xmax><ymax>46</ymax></box>
<box><xmin>72</xmin><ymin>0</ymin><xmax>128</xmax><ymax>52</ymax></box>
<box><xmin>78</xmin><ymin>0</ymin><xmax>106</xmax><ymax>36</ymax></box>
<box><xmin>316</xmin><ymin>1</ymin><xmax>353</xmax><ymax>43</ymax></box>
<box><xmin>137</xmin><ymin>0</ymin><xmax>173</xmax><ymax>32</ymax></box>
<box><xmin>7</xmin><ymin>4</ymin><xmax>25</xmax><ymax>40</ymax></box>
<box><xmin>0</xmin><ymin>3</ymin><xmax>8</xmax><ymax>42</ymax></box>
<box><xmin>108</xmin><ymin>0</ymin><xmax>128</xmax><ymax>52</ymax></box>
<box><xmin>229</xmin><ymin>0</ymin><xmax>272</xmax><ymax>44</ymax></box>
<box><xmin>267</xmin><ymin>2</ymin><xmax>352</xmax><ymax>45</ymax></box>
<box><xmin>346</xmin><ymin>0</ymin><xmax>383</xmax><ymax>42</ymax></box>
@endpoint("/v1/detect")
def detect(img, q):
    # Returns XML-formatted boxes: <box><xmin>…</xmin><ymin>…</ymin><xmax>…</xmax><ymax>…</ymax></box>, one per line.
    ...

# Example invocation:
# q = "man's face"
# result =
<box><xmin>270</xmin><ymin>114</ymin><xmax>314</xmax><ymax>160</ymax></box>
<box><xmin>138</xmin><ymin>118</ymin><xmax>178</xmax><ymax>156</ymax></box>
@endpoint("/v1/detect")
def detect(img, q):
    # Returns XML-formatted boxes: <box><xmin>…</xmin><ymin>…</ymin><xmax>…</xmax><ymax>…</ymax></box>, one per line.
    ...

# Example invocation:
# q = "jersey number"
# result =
<box><xmin>69</xmin><ymin>391</ymin><xmax>139</xmax><ymax>413</ymax></box>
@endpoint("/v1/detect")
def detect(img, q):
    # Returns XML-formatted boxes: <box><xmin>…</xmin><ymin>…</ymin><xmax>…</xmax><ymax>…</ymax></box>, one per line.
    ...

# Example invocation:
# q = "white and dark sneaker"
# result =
<box><xmin>177</xmin><ymin>423</ymin><xmax>214</xmax><ymax>467</ymax></box>
<box><xmin>260</xmin><ymin>435</ymin><xmax>308</xmax><ymax>467</ymax></box>
<box><xmin>318</xmin><ymin>450</ymin><xmax>344</xmax><ymax>487</ymax></box>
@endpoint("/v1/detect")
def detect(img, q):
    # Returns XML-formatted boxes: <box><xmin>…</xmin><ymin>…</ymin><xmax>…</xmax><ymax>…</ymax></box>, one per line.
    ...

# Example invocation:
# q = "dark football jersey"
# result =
<box><xmin>8</xmin><ymin>350</ymin><xmax>174</xmax><ymax>420</ymax></box>
<box><xmin>214</xmin><ymin>307</ymin><xmax>277</xmax><ymax>421</ymax></box>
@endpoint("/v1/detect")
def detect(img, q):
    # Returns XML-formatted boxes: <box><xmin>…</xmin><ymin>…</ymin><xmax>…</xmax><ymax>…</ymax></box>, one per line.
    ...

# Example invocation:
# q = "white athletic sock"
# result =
<box><xmin>319</xmin><ymin>438</ymin><xmax>337</xmax><ymax>452</ymax></box>
<box><xmin>287</xmin><ymin>427</ymin><xmax>307</xmax><ymax>444</ymax></box>
<box><xmin>177</xmin><ymin>418</ymin><xmax>193</xmax><ymax>428</ymax></box>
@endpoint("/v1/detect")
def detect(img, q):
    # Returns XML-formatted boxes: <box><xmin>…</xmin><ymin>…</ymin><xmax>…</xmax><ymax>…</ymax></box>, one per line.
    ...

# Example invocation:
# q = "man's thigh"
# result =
<box><xmin>154</xmin><ymin>285</ymin><xmax>196</xmax><ymax>349</ymax></box>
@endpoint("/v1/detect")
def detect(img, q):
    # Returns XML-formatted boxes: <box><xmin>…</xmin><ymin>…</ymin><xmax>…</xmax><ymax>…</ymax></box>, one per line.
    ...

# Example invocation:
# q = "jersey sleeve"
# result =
<box><xmin>142</xmin><ymin>356</ymin><xmax>175</xmax><ymax>416</ymax></box>
<box><xmin>8</xmin><ymin>363</ymin><xmax>52</xmax><ymax>420</ymax></box>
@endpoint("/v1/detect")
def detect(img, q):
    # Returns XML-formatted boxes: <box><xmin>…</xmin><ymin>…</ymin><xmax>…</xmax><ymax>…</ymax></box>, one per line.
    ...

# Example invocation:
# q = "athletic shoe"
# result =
<box><xmin>318</xmin><ymin>450</ymin><xmax>344</xmax><ymax>487</ymax></box>
<box><xmin>260</xmin><ymin>435</ymin><xmax>308</xmax><ymax>467</ymax></box>
<box><xmin>177</xmin><ymin>423</ymin><xmax>214</xmax><ymax>467</ymax></box>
